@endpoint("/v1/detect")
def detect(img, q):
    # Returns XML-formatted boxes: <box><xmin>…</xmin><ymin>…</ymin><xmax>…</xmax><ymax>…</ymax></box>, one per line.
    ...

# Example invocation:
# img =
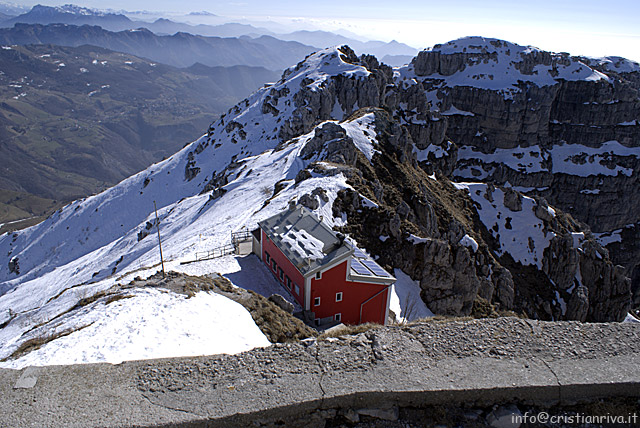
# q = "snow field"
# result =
<box><xmin>2</xmin><ymin>289</ymin><xmax>270</xmax><ymax>369</ymax></box>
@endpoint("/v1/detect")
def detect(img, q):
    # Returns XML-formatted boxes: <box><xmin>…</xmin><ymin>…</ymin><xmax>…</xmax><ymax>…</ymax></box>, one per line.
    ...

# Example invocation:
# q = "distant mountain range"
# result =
<box><xmin>0</xmin><ymin>4</ymin><xmax>419</xmax><ymax>222</ymax></box>
<box><xmin>0</xmin><ymin>43</ymin><xmax>279</xmax><ymax>225</ymax></box>
<box><xmin>275</xmin><ymin>30</ymin><xmax>417</xmax><ymax>61</ymax></box>
<box><xmin>0</xmin><ymin>2</ymin><xmax>27</xmax><ymax>17</ymax></box>
<box><xmin>0</xmin><ymin>4</ymin><xmax>417</xmax><ymax>65</ymax></box>
<box><xmin>0</xmin><ymin>23</ymin><xmax>316</xmax><ymax>70</ymax></box>
<box><xmin>1</xmin><ymin>4</ymin><xmax>138</xmax><ymax>31</ymax></box>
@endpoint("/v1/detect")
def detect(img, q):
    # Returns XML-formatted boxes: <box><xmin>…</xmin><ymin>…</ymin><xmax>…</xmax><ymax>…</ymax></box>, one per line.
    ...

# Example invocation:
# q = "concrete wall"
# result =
<box><xmin>2</xmin><ymin>318</ymin><xmax>639</xmax><ymax>428</ymax></box>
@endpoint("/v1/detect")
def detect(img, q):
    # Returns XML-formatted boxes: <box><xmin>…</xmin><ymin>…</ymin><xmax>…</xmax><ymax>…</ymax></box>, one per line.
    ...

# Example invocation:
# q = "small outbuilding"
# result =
<box><xmin>255</xmin><ymin>204</ymin><xmax>395</xmax><ymax>326</ymax></box>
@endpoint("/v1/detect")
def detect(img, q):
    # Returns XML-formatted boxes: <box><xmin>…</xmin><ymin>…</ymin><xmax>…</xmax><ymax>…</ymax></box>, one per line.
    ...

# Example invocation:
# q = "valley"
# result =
<box><xmin>0</xmin><ymin>43</ymin><xmax>279</xmax><ymax>225</ymax></box>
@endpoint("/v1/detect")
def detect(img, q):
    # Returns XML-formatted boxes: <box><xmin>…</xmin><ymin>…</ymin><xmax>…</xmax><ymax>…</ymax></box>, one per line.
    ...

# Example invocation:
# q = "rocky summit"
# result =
<box><xmin>0</xmin><ymin>39</ymin><xmax>638</xmax><ymax>368</ymax></box>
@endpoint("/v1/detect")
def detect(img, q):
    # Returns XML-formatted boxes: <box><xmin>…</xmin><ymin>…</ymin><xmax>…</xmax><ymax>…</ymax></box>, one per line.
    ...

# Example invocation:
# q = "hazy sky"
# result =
<box><xmin>16</xmin><ymin>1</ymin><xmax>640</xmax><ymax>61</ymax></box>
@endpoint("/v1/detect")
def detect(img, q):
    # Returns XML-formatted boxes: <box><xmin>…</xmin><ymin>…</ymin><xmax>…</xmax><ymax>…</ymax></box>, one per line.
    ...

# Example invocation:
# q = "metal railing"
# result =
<box><xmin>194</xmin><ymin>243</ymin><xmax>236</xmax><ymax>261</ymax></box>
<box><xmin>231</xmin><ymin>230</ymin><xmax>253</xmax><ymax>245</ymax></box>
<box><xmin>182</xmin><ymin>230</ymin><xmax>254</xmax><ymax>264</ymax></box>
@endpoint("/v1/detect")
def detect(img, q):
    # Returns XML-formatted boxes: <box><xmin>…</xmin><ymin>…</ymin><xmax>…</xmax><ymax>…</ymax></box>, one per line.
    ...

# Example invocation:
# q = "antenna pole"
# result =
<box><xmin>154</xmin><ymin>200</ymin><xmax>166</xmax><ymax>278</ymax></box>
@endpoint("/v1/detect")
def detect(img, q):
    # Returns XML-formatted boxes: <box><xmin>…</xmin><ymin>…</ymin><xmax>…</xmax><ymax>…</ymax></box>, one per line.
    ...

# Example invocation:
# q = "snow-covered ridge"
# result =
<box><xmin>201</xmin><ymin>46</ymin><xmax>371</xmax><ymax>161</ymax></box>
<box><xmin>398</xmin><ymin>36</ymin><xmax>610</xmax><ymax>96</ymax></box>
<box><xmin>427</xmin><ymin>37</ymin><xmax>535</xmax><ymax>56</ymax></box>
<box><xmin>590</xmin><ymin>56</ymin><xmax>640</xmax><ymax>74</ymax></box>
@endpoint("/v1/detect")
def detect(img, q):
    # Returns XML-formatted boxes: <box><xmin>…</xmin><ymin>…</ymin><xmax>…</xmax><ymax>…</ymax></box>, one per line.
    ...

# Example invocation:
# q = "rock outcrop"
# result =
<box><xmin>317</xmin><ymin>109</ymin><xmax>630</xmax><ymax>320</ymax></box>
<box><xmin>398</xmin><ymin>37</ymin><xmax>639</xmax><ymax>312</ymax></box>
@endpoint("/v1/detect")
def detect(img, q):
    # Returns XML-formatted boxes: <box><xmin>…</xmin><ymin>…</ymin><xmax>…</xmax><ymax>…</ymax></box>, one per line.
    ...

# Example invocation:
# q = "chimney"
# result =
<box><xmin>289</xmin><ymin>199</ymin><xmax>296</xmax><ymax>211</ymax></box>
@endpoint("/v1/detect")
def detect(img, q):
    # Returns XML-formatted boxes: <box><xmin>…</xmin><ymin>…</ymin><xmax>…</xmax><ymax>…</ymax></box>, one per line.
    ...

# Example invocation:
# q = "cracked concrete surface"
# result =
<box><xmin>1</xmin><ymin>318</ymin><xmax>639</xmax><ymax>427</ymax></box>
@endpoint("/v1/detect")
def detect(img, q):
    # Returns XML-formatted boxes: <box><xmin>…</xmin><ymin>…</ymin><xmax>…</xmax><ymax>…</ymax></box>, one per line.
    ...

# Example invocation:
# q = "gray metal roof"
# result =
<box><xmin>259</xmin><ymin>205</ymin><xmax>352</xmax><ymax>276</ymax></box>
<box><xmin>259</xmin><ymin>204</ymin><xmax>395</xmax><ymax>283</ymax></box>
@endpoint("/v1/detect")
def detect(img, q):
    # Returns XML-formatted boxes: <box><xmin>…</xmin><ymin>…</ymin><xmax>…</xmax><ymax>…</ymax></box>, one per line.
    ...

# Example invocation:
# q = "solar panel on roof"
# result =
<box><xmin>361</xmin><ymin>259</ymin><xmax>391</xmax><ymax>278</ymax></box>
<box><xmin>351</xmin><ymin>259</ymin><xmax>373</xmax><ymax>276</ymax></box>
<box><xmin>353</xmin><ymin>247</ymin><xmax>369</xmax><ymax>259</ymax></box>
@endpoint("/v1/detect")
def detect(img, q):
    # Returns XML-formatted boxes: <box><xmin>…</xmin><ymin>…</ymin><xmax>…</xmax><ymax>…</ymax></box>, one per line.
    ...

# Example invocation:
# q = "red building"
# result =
<box><xmin>255</xmin><ymin>204</ymin><xmax>395</xmax><ymax>326</ymax></box>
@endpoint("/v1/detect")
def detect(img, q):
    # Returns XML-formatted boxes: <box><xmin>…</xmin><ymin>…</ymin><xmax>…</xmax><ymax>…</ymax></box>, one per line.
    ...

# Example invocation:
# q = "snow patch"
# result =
<box><xmin>580</xmin><ymin>189</ymin><xmax>600</xmax><ymax>195</ymax></box>
<box><xmin>623</xmin><ymin>313</ymin><xmax>640</xmax><ymax>323</ymax></box>
<box><xmin>390</xmin><ymin>269</ymin><xmax>434</xmax><ymax>322</ymax></box>
<box><xmin>571</xmin><ymin>232</ymin><xmax>585</xmax><ymax>249</ymax></box>
<box><xmin>549</xmin><ymin>141</ymin><xmax>640</xmax><ymax>177</ymax></box>
<box><xmin>594</xmin><ymin>56</ymin><xmax>640</xmax><ymax>74</ymax></box>
<box><xmin>360</xmin><ymin>194</ymin><xmax>379</xmax><ymax>209</ymax></box>
<box><xmin>554</xmin><ymin>290</ymin><xmax>567</xmax><ymax>316</ymax></box>
<box><xmin>441</xmin><ymin>105</ymin><xmax>475</xmax><ymax>116</ymax></box>
<box><xmin>459</xmin><ymin>234</ymin><xmax>479</xmax><ymax>252</ymax></box>
<box><xmin>414</xmin><ymin>142</ymin><xmax>451</xmax><ymax>162</ymax></box>
<box><xmin>407</xmin><ymin>234</ymin><xmax>428</xmax><ymax>245</ymax></box>
<box><xmin>342</xmin><ymin>113</ymin><xmax>380</xmax><ymax>162</ymax></box>
<box><xmin>457</xmin><ymin>145</ymin><xmax>547</xmax><ymax>174</ymax></box>
<box><xmin>594</xmin><ymin>229</ymin><xmax>623</xmax><ymax>246</ymax></box>
<box><xmin>457</xmin><ymin>182</ymin><xmax>555</xmax><ymax>267</ymax></box>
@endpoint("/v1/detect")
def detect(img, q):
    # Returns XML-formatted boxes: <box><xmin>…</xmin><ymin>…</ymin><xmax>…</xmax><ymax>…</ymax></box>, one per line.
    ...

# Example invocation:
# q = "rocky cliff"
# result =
<box><xmin>388</xmin><ymin>37</ymin><xmax>639</xmax><ymax>313</ymax></box>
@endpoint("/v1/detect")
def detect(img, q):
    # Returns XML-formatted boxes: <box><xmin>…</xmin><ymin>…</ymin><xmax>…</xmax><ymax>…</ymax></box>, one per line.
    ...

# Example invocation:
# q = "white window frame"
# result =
<box><xmin>315</xmin><ymin>272</ymin><xmax>322</xmax><ymax>280</ymax></box>
<box><xmin>334</xmin><ymin>313</ymin><xmax>341</xmax><ymax>322</ymax></box>
<box><xmin>336</xmin><ymin>292</ymin><xmax>343</xmax><ymax>302</ymax></box>
<box><xmin>314</xmin><ymin>297</ymin><xmax>321</xmax><ymax>307</ymax></box>
<box><xmin>265</xmin><ymin>252</ymin><xmax>270</xmax><ymax>264</ymax></box>
<box><xmin>279</xmin><ymin>267</ymin><xmax>284</xmax><ymax>281</ymax></box>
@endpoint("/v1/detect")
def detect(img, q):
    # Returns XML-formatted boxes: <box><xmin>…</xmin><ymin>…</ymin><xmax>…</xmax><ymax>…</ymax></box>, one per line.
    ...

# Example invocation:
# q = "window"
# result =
<box><xmin>271</xmin><ymin>260</ymin><xmax>277</xmax><ymax>272</ymax></box>
<box><xmin>294</xmin><ymin>284</ymin><xmax>300</xmax><ymax>295</ymax></box>
<box><xmin>265</xmin><ymin>252</ymin><xmax>270</xmax><ymax>264</ymax></box>
<box><xmin>334</xmin><ymin>313</ymin><xmax>341</xmax><ymax>322</ymax></box>
<box><xmin>314</xmin><ymin>297</ymin><xmax>321</xmax><ymax>306</ymax></box>
<box><xmin>279</xmin><ymin>268</ymin><xmax>284</xmax><ymax>281</ymax></box>
<box><xmin>336</xmin><ymin>292</ymin><xmax>343</xmax><ymax>302</ymax></box>
<box><xmin>315</xmin><ymin>272</ymin><xmax>321</xmax><ymax>280</ymax></box>
<box><xmin>286</xmin><ymin>277</ymin><xmax>292</xmax><ymax>290</ymax></box>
